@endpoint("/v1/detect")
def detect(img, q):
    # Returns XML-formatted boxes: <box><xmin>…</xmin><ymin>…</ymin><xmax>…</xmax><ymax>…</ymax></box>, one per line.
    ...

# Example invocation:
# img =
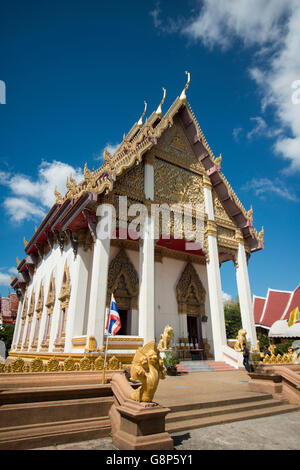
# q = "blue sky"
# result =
<box><xmin>0</xmin><ymin>0</ymin><xmax>299</xmax><ymax>300</ymax></box>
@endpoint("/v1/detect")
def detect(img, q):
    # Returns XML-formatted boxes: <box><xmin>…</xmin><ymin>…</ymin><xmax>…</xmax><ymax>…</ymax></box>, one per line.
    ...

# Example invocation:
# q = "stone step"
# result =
<box><xmin>166</xmin><ymin>398</ymin><xmax>284</xmax><ymax>423</ymax></box>
<box><xmin>168</xmin><ymin>393</ymin><xmax>274</xmax><ymax>413</ymax></box>
<box><xmin>0</xmin><ymin>416</ymin><xmax>112</xmax><ymax>450</ymax></box>
<box><xmin>166</xmin><ymin>403</ymin><xmax>299</xmax><ymax>434</ymax></box>
<box><xmin>0</xmin><ymin>396</ymin><xmax>114</xmax><ymax>428</ymax></box>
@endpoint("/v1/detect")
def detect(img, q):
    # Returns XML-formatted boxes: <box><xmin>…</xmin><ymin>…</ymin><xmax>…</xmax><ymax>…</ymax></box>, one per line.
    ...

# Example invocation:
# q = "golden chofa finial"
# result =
<box><xmin>54</xmin><ymin>186</ymin><xmax>63</xmax><ymax>204</ymax></box>
<box><xmin>258</xmin><ymin>226</ymin><xmax>264</xmax><ymax>243</ymax></box>
<box><xmin>24</xmin><ymin>237</ymin><xmax>28</xmax><ymax>247</ymax></box>
<box><xmin>137</xmin><ymin>101</ymin><xmax>147</xmax><ymax>128</ymax></box>
<box><xmin>179</xmin><ymin>71</ymin><xmax>191</xmax><ymax>102</ymax></box>
<box><xmin>10</xmin><ymin>274</ymin><xmax>14</xmax><ymax>282</ymax></box>
<box><xmin>215</xmin><ymin>153</ymin><xmax>222</xmax><ymax>168</ymax></box>
<box><xmin>155</xmin><ymin>88</ymin><xmax>166</xmax><ymax>119</ymax></box>
<box><xmin>247</xmin><ymin>205</ymin><xmax>253</xmax><ymax>222</ymax></box>
<box><xmin>16</xmin><ymin>256</ymin><xmax>20</xmax><ymax>266</ymax></box>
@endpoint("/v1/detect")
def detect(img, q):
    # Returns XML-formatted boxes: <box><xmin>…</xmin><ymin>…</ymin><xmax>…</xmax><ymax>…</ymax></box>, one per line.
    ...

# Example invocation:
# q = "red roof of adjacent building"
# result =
<box><xmin>256</xmin><ymin>289</ymin><xmax>292</xmax><ymax>328</ymax></box>
<box><xmin>281</xmin><ymin>284</ymin><xmax>300</xmax><ymax>321</ymax></box>
<box><xmin>0</xmin><ymin>293</ymin><xmax>18</xmax><ymax>325</ymax></box>
<box><xmin>253</xmin><ymin>296</ymin><xmax>266</xmax><ymax>324</ymax></box>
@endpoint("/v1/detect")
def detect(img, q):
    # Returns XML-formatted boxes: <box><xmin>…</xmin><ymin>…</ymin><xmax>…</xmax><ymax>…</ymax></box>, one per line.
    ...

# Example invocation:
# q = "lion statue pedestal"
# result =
<box><xmin>109</xmin><ymin>340</ymin><xmax>174</xmax><ymax>450</ymax></box>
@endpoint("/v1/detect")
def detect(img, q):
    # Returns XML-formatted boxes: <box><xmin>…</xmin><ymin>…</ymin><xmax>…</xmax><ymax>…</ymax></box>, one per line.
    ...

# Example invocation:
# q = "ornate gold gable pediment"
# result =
<box><xmin>110</xmin><ymin>163</ymin><xmax>145</xmax><ymax>201</ymax></box>
<box><xmin>153</xmin><ymin>114</ymin><xmax>205</xmax><ymax>174</ymax></box>
<box><xmin>212</xmin><ymin>189</ymin><xmax>235</xmax><ymax>226</ymax></box>
<box><xmin>154</xmin><ymin>158</ymin><xmax>204</xmax><ymax>206</ymax></box>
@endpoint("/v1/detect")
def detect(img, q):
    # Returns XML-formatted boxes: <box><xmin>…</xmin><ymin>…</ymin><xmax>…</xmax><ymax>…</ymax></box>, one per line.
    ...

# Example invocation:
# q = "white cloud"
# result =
<box><xmin>233</xmin><ymin>127</ymin><xmax>243</xmax><ymax>142</ymax></box>
<box><xmin>0</xmin><ymin>160</ymin><xmax>84</xmax><ymax>224</ymax></box>
<box><xmin>155</xmin><ymin>1</ymin><xmax>300</xmax><ymax>173</ymax></box>
<box><xmin>242</xmin><ymin>177</ymin><xmax>298</xmax><ymax>202</ymax></box>
<box><xmin>0</xmin><ymin>272</ymin><xmax>13</xmax><ymax>287</ymax></box>
<box><xmin>222</xmin><ymin>292</ymin><xmax>233</xmax><ymax>303</ymax></box>
<box><xmin>94</xmin><ymin>142</ymin><xmax>121</xmax><ymax>162</ymax></box>
<box><xmin>247</xmin><ymin>117</ymin><xmax>281</xmax><ymax>140</ymax></box>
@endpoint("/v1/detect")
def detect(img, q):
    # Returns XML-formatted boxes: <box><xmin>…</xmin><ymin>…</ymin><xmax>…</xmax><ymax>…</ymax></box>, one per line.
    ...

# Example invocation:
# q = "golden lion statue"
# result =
<box><xmin>234</xmin><ymin>329</ymin><xmax>247</xmax><ymax>352</ymax></box>
<box><xmin>130</xmin><ymin>340</ymin><xmax>166</xmax><ymax>403</ymax></box>
<box><xmin>157</xmin><ymin>324</ymin><xmax>174</xmax><ymax>350</ymax></box>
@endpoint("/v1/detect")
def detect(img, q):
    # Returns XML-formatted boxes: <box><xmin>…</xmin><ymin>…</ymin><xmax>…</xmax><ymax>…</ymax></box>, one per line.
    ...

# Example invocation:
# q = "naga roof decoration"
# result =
<box><xmin>11</xmin><ymin>72</ymin><xmax>264</xmax><ymax>290</ymax></box>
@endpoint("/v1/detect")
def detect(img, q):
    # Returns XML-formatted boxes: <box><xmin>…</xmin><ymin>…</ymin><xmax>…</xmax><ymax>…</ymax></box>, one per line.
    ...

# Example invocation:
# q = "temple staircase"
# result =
<box><xmin>0</xmin><ymin>381</ymin><xmax>114</xmax><ymax>450</ymax></box>
<box><xmin>165</xmin><ymin>394</ymin><xmax>299</xmax><ymax>434</ymax></box>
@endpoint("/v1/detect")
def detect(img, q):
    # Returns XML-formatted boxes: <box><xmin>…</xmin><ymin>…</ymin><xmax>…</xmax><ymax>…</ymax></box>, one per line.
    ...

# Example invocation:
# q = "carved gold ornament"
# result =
<box><xmin>179</xmin><ymin>71</ymin><xmax>190</xmax><ymax>102</ymax></box>
<box><xmin>11</xmin><ymin>358</ymin><xmax>25</xmax><ymax>373</ymax></box>
<box><xmin>176</xmin><ymin>262</ymin><xmax>206</xmax><ymax>316</ymax></box>
<box><xmin>31</xmin><ymin>357</ymin><xmax>44</xmax><ymax>372</ymax></box>
<box><xmin>106</xmin><ymin>248</ymin><xmax>139</xmax><ymax>309</ymax></box>
<box><xmin>155</xmin><ymin>88</ymin><xmax>166</xmax><ymax>118</ymax></box>
<box><xmin>138</xmin><ymin>101</ymin><xmax>148</xmax><ymax>127</ymax></box>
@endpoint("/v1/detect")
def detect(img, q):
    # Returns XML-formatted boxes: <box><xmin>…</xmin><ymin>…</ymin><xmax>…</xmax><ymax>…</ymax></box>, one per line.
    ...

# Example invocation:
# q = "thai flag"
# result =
<box><xmin>106</xmin><ymin>294</ymin><xmax>121</xmax><ymax>336</ymax></box>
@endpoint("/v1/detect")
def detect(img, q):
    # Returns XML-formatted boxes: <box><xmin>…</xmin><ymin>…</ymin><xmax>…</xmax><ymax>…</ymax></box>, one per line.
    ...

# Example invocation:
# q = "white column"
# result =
<box><xmin>235</xmin><ymin>240</ymin><xmax>257</xmax><ymax>349</ymax></box>
<box><xmin>138</xmin><ymin>156</ymin><xmax>155</xmax><ymax>343</ymax></box>
<box><xmin>64</xmin><ymin>246</ymin><xmax>91</xmax><ymax>352</ymax></box>
<box><xmin>138</xmin><ymin>215</ymin><xmax>155</xmax><ymax>343</ymax></box>
<box><xmin>206</xmin><ymin>234</ymin><xmax>227</xmax><ymax>360</ymax></box>
<box><xmin>86</xmin><ymin>204</ymin><xmax>113</xmax><ymax>350</ymax></box>
<box><xmin>204</xmin><ymin>177</ymin><xmax>227</xmax><ymax>361</ymax></box>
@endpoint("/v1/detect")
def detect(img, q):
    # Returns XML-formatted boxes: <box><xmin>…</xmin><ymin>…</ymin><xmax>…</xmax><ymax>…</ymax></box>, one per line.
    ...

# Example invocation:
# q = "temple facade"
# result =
<box><xmin>9</xmin><ymin>76</ymin><xmax>264</xmax><ymax>367</ymax></box>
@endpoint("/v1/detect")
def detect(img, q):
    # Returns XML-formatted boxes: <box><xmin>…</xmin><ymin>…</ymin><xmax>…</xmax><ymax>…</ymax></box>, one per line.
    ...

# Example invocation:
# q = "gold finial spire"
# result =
<box><xmin>155</xmin><ymin>87</ymin><xmax>166</xmax><ymax>118</ymax></box>
<box><xmin>54</xmin><ymin>186</ymin><xmax>63</xmax><ymax>204</ymax></box>
<box><xmin>16</xmin><ymin>256</ymin><xmax>20</xmax><ymax>266</ymax></box>
<box><xmin>24</xmin><ymin>237</ymin><xmax>28</xmax><ymax>247</ymax></box>
<box><xmin>179</xmin><ymin>71</ymin><xmax>191</xmax><ymax>102</ymax></box>
<box><xmin>258</xmin><ymin>226</ymin><xmax>264</xmax><ymax>243</ymax></box>
<box><xmin>103</xmin><ymin>147</ymin><xmax>112</xmax><ymax>161</ymax></box>
<box><xmin>137</xmin><ymin>101</ymin><xmax>147</xmax><ymax>128</ymax></box>
<box><xmin>34</xmin><ymin>226</ymin><xmax>38</xmax><ymax>232</ymax></box>
<box><xmin>247</xmin><ymin>205</ymin><xmax>253</xmax><ymax>223</ymax></box>
<box><xmin>10</xmin><ymin>274</ymin><xmax>14</xmax><ymax>282</ymax></box>
<box><xmin>215</xmin><ymin>153</ymin><xmax>222</xmax><ymax>168</ymax></box>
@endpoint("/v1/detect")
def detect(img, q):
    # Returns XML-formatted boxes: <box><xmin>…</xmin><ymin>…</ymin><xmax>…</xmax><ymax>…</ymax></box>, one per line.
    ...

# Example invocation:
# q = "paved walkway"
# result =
<box><xmin>34</xmin><ymin>370</ymin><xmax>300</xmax><ymax>450</ymax></box>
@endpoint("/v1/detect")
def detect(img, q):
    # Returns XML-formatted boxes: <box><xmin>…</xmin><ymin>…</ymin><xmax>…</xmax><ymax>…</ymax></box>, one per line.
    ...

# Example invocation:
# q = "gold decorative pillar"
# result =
<box><xmin>54</xmin><ymin>261</ymin><xmax>71</xmax><ymax>351</ymax></box>
<box><xmin>41</xmin><ymin>273</ymin><xmax>56</xmax><ymax>350</ymax></box>
<box><xmin>31</xmin><ymin>283</ymin><xmax>44</xmax><ymax>351</ymax></box>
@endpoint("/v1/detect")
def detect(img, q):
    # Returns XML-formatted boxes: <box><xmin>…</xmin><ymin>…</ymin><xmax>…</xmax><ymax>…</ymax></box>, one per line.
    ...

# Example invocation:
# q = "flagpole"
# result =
<box><xmin>102</xmin><ymin>333</ymin><xmax>109</xmax><ymax>384</ymax></box>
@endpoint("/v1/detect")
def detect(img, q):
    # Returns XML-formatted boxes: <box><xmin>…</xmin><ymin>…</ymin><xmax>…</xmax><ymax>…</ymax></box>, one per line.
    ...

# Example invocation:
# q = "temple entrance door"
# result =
<box><xmin>117</xmin><ymin>309</ymin><xmax>132</xmax><ymax>336</ymax></box>
<box><xmin>187</xmin><ymin>314</ymin><xmax>205</xmax><ymax>356</ymax></box>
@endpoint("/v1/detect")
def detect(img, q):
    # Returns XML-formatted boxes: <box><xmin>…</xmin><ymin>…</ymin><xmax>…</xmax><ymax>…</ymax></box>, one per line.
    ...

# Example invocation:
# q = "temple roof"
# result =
<box><xmin>254</xmin><ymin>285</ymin><xmax>300</xmax><ymax>329</ymax></box>
<box><xmin>11</xmin><ymin>73</ymin><xmax>264</xmax><ymax>290</ymax></box>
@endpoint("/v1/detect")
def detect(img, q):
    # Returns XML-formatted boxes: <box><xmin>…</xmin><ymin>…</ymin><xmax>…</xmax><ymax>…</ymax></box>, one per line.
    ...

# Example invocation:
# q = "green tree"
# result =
<box><xmin>0</xmin><ymin>324</ymin><xmax>15</xmax><ymax>356</ymax></box>
<box><xmin>224</xmin><ymin>299</ymin><xmax>242</xmax><ymax>339</ymax></box>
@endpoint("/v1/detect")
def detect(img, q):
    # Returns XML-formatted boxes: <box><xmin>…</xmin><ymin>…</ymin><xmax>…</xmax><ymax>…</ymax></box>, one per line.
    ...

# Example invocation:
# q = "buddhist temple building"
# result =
<box><xmin>9</xmin><ymin>74</ymin><xmax>264</xmax><ymax>367</ymax></box>
<box><xmin>254</xmin><ymin>284</ymin><xmax>300</xmax><ymax>339</ymax></box>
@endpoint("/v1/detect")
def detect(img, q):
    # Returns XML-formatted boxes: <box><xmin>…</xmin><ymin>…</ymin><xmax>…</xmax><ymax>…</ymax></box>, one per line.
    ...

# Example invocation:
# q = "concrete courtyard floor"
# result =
<box><xmin>35</xmin><ymin>370</ymin><xmax>300</xmax><ymax>451</ymax></box>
